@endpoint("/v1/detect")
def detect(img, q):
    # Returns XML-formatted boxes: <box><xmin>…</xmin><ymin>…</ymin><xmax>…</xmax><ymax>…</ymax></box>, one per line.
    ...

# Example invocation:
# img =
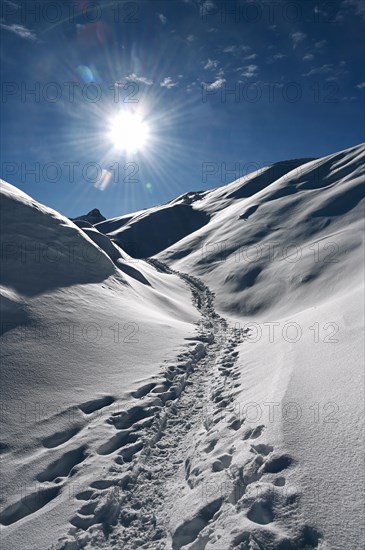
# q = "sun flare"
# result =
<box><xmin>109</xmin><ymin>111</ymin><xmax>150</xmax><ymax>153</ymax></box>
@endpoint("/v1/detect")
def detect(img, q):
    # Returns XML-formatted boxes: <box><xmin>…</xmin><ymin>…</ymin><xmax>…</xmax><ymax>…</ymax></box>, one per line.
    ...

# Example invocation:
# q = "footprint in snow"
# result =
<box><xmin>41</xmin><ymin>426</ymin><xmax>81</xmax><ymax>448</ymax></box>
<box><xmin>78</xmin><ymin>395</ymin><xmax>115</xmax><ymax>415</ymax></box>
<box><xmin>37</xmin><ymin>445</ymin><xmax>88</xmax><ymax>482</ymax></box>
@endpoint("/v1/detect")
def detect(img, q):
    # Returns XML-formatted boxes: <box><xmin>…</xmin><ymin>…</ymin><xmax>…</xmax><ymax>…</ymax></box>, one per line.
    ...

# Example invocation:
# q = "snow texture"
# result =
<box><xmin>0</xmin><ymin>143</ymin><xmax>364</xmax><ymax>550</ymax></box>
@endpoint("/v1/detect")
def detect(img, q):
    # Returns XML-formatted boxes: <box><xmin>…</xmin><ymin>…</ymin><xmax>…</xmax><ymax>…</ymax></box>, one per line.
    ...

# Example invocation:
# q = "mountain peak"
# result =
<box><xmin>72</xmin><ymin>208</ymin><xmax>106</xmax><ymax>225</ymax></box>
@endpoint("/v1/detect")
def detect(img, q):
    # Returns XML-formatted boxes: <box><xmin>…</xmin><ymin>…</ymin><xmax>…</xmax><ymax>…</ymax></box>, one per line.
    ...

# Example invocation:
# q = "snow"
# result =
<box><xmin>97</xmin><ymin>203</ymin><xmax>210</xmax><ymax>258</ymax></box>
<box><xmin>72</xmin><ymin>209</ymin><xmax>106</xmax><ymax>225</ymax></box>
<box><xmin>0</xmin><ymin>181</ymin><xmax>199</xmax><ymax>549</ymax></box>
<box><xmin>0</xmin><ymin>143</ymin><xmax>364</xmax><ymax>550</ymax></box>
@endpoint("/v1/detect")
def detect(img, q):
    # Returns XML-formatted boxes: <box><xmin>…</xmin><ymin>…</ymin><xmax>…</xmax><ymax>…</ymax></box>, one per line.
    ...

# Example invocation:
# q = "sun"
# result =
<box><xmin>109</xmin><ymin>111</ymin><xmax>150</xmax><ymax>153</ymax></box>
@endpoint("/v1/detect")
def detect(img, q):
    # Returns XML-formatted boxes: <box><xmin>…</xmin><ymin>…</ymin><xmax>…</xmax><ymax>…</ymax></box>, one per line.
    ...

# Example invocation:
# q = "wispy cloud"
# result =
<box><xmin>243</xmin><ymin>53</ymin><xmax>257</xmax><ymax>61</ymax></box>
<box><xmin>341</xmin><ymin>0</ymin><xmax>365</xmax><ymax>20</ymax></box>
<box><xmin>273</xmin><ymin>53</ymin><xmax>286</xmax><ymax>59</ymax></box>
<box><xmin>302</xmin><ymin>64</ymin><xmax>334</xmax><ymax>77</ymax></box>
<box><xmin>223</xmin><ymin>45</ymin><xmax>250</xmax><ymax>54</ymax></box>
<box><xmin>187</xmin><ymin>34</ymin><xmax>195</xmax><ymax>42</ymax></box>
<box><xmin>160</xmin><ymin>77</ymin><xmax>179</xmax><ymax>89</ymax></box>
<box><xmin>0</xmin><ymin>22</ymin><xmax>36</xmax><ymax>41</ymax></box>
<box><xmin>202</xmin><ymin>78</ymin><xmax>226</xmax><ymax>91</ymax></box>
<box><xmin>241</xmin><ymin>64</ymin><xmax>259</xmax><ymax>78</ymax></box>
<box><xmin>204</xmin><ymin>58</ymin><xmax>219</xmax><ymax>70</ymax></box>
<box><xmin>303</xmin><ymin>53</ymin><xmax>315</xmax><ymax>61</ymax></box>
<box><xmin>157</xmin><ymin>13</ymin><xmax>167</xmax><ymax>24</ymax></box>
<box><xmin>356</xmin><ymin>82</ymin><xmax>365</xmax><ymax>89</ymax></box>
<box><xmin>266</xmin><ymin>53</ymin><xmax>286</xmax><ymax>64</ymax></box>
<box><xmin>314</xmin><ymin>40</ymin><xmax>327</xmax><ymax>50</ymax></box>
<box><xmin>291</xmin><ymin>31</ymin><xmax>306</xmax><ymax>47</ymax></box>
<box><xmin>223</xmin><ymin>45</ymin><xmax>237</xmax><ymax>53</ymax></box>
<box><xmin>123</xmin><ymin>74</ymin><xmax>153</xmax><ymax>85</ymax></box>
<box><xmin>302</xmin><ymin>62</ymin><xmax>347</xmax><ymax>79</ymax></box>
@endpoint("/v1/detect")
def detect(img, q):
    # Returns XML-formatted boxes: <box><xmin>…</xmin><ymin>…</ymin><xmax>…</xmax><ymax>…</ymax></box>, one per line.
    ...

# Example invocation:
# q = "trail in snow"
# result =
<box><xmin>55</xmin><ymin>262</ymin><xmax>321</xmax><ymax>550</ymax></box>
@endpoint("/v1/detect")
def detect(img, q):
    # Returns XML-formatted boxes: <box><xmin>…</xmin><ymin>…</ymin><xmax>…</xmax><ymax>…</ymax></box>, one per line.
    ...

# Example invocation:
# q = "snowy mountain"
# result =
<box><xmin>0</xmin><ymin>143</ymin><xmax>364</xmax><ymax>550</ymax></box>
<box><xmin>71</xmin><ymin>208</ymin><xmax>106</xmax><ymax>226</ymax></box>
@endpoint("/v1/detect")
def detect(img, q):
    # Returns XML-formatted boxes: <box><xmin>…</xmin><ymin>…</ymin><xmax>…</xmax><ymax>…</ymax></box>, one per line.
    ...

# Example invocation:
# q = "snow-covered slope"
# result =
<box><xmin>0</xmin><ymin>181</ymin><xmax>199</xmax><ymax>549</ymax></box>
<box><xmin>156</xmin><ymin>143</ymin><xmax>365</xmax><ymax>550</ymax></box>
<box><xmin>0</xmin><ymin>143</ymin><xmax>364</xmax><ymax>550</ymax></box>
<box><xmin>159</xmin><ymin>145</ymin><xmax>364</xmax><ymax>316</ymax></box>
<box><xmin>97</xmin><ymin>203</ymin><xmax>210</xmax><ymax>258</ymax></box>
<box><xmin>156</xmin><ymin>144</ymin><xmax>365</xmax><ymax>549</ymax></box>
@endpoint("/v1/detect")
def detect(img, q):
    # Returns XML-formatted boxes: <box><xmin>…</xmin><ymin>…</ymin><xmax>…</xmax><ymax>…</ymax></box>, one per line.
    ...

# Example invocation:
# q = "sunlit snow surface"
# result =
<box><xmin>0</xmin><ymin>143</ymin><xmax>364</xmax><ymax>549</ymax></box>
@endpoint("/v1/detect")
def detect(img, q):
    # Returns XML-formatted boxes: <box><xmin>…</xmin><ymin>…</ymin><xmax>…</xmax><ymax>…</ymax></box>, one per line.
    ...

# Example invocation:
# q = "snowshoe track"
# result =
<box><xmin>53</xmin><ymin>260</ymin><xmax>322</xmax><ymax>550</ymax></box>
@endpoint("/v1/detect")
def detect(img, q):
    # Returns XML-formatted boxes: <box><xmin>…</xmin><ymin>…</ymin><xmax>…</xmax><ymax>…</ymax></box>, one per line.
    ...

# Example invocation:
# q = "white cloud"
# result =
<box><xmin>303</xmin><ymin>53</ymin><xmax>315</xmax><ymax>60</ymax></box>
<box><xmin>273</xmin><ymin>53</ymin><xmax>286</xmax><ymax>59</ymax></box>
<box><xmin>202</xmin><ymin>78</ymin><xmax>226</xmax><ymax>91</ymax></box>
<box><xmin>356</xmin><ymin>82</ymin><xmax>365</xmax><ymax>89</ymax></box>
<box><xmin>342</xmin><ymin>0</ymin><xmax>365</xmax><ymax>20</ymax></box>
<box><xmin>186</xmin><ymin>80</ymin><xmax>197</xmax><ymax>93</ymax></box>
<box><xmin>241</xmin><ymin>64</ymin><xmax>258</xmax><ymax>78</ymax></box>
<box><xmin>291</xmin><ymin>31</ymin><xmax>306</xmax><ymax>47</ymax></box>
<box><xmin>243</xmin><ymin>53</ymin><xmax>257</xmax><ymax>61</ymax></box>
<box><xmin>160</xmin><ymin>77</ymin><xmax>179</xmax><ymax>89</ymax></box>
<box><xmin>315</xmin><ymin>40</ymin><xmax>327</xmax><ymax>49</ymax></box>
<box><xmin>223</xmin><ymin>45</ymin><xmax>236</xmax><ymax>53</ymax></box>
<box><xmin>223</xmin><ymin>45</ymin><xmax>250</xmax><ymax>54</ymax></box>
<box><xmin>123</xmin><ymin>73</ymin><xmax>153</xmax><ymax>85</ymax></box>
<box><xmin>0</xmin><ymin>22</ymin><xmax>36</xmax><ymax>40</ymax></box>
<box><xmin>158</xmin><ymin>13</ymin><xmax>167</xmax><ymax>24</ymax></box>
<box><xmin>302</xmin><ymin>64</ymin><xmax>334</xmax><ymax>77</ymax></box>
<box><xmin>187</xmin><ymin>34</ymin><xmax>195</xmax><ymax>42</ymax></box>
<box><xmin>204</xmin><ymin>58</ymin><xmax>219</xmax><ymax>70</ymax></box>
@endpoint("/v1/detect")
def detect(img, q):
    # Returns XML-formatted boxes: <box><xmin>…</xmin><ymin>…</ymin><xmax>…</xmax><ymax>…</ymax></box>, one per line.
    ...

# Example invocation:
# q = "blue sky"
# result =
<box><xmin>1</xmin><ymin>0</ymin><xmax>364</xmax><ymax>218</ymax></box>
